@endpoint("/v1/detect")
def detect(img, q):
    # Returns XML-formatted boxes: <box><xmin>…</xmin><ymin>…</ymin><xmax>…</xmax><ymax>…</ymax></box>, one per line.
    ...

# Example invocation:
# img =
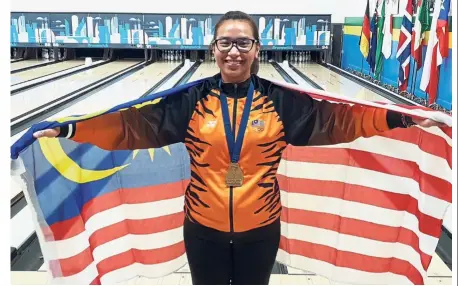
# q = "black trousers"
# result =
<box><xmin>183</xmin><ymin>217</ymin><xmax>281</xmax><ymax>285</ymax></box>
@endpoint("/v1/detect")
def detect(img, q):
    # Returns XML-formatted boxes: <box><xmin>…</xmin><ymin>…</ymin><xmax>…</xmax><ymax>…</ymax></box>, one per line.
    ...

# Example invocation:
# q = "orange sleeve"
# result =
<box><xmin>71</xmin><ymin>108</ymin><xmax>154</xmax><ymax>150</ymax></box>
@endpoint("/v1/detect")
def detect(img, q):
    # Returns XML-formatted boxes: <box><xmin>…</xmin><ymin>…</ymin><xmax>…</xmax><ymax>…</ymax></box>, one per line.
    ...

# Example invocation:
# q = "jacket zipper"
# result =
<box><xmin>229</xmin><ymin>84</ymin><xmax>238</xmax><ymax>234</ymax></box>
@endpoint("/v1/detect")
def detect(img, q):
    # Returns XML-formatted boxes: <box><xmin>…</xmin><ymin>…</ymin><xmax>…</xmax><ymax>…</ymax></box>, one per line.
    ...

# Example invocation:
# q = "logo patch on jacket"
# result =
<box><xmin>206</xmin><ymin>120</ymin><xmax>217</xmax><ymax>128</ymax></box>
<box><xmin>251</xmin><ymin>119</ymin><xmax>265</xmax><ymax>132</ymax></box>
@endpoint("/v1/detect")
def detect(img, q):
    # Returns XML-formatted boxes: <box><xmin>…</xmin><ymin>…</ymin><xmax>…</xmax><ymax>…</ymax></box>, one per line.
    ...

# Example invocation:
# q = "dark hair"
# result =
<box><xmin>211</xmin><ymin>11</ymin><xmax>260</xmax><ymax>75</ymax></box>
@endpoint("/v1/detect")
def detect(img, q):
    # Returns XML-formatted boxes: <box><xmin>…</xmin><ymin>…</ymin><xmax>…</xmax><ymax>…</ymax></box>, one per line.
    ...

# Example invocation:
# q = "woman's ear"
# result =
<box><xmin>255</xmin><ymin>45</ymin><xmax>260</xmax><ymax>59</ymax></box>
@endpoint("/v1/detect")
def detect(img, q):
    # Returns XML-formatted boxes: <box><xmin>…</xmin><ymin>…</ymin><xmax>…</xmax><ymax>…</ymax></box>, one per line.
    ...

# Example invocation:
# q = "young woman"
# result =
<box><xmin>34</xmin><ymin>11</ymin><xmax>440</xmax><ymax>285</ymax></box>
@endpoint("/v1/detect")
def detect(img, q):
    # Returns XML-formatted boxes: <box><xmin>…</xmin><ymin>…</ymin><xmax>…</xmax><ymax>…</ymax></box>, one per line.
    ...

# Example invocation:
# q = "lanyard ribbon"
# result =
<box><xmin>219</xmin><ymin>80</ymin><xmax>255</xmax><ymax>163</ymax></box>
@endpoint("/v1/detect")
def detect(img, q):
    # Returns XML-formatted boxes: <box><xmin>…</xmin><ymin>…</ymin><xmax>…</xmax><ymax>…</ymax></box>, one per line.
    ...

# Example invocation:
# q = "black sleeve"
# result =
<box><xmin>268</xmin><ymin>83</ymin><xmax>411</xmax><ymax>147</ymax></box>
<box><xmin>57</xmin><ymin>83</ymin><xmax>205</xmax><ymax>151</ymax></box>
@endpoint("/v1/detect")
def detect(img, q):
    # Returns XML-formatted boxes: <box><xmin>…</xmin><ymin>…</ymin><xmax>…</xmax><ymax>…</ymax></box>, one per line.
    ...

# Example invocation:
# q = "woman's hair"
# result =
<box><xmin>211</xmin><ymin>11</ymin><xmax>260</xmax><ymax>75</ymax></box>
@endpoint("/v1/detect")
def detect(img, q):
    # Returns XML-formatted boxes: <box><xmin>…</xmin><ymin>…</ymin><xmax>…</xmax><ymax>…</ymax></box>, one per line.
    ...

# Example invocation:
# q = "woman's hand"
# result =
<box><xmin>33</xmin><ymin>127</ymin><xmax>61</xmax><ymax>139</ymax></box>
<box><xmin>412</xmin><ymin>118</ymin><xmax>447</xmax><ymax>128</ymax></box>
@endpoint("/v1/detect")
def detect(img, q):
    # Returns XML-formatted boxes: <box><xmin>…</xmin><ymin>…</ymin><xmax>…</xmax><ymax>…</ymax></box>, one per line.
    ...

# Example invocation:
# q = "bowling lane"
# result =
<box><xmin>258</xmin><ymin>62</ymin><xmax>285</xmax><ymax>82</ymax></box>
<box><xmin>293</xmin><ymin>63</ymin><xmax>392</xmax><ymax>103</ymax></box>
<box><xmin>11</xmin><ymin>59</ymin><xmax>51</xmax><ymax>71</ymax></box>
<box><xmin>189</xmin><ymin>62</ymin><xmax>285</xmax><ymax>83</ymax></box>
<box><xmin>188</xmin><ymin>61</ymin><xmax>220</xmax><ymax>82</ymax></box>
<box><xmin>11</xmin><ymin>60</ymin><xmax>140</xmax><ymax>120</ymax></box>
<box><xmin>11</xmin><ymin>60</ymin><xmax>85</xmax><ymax>85</ymax></box>
<box><xmin>43</xmin><ymin>61</ymin><xmax>182</xmax><ymax>121</ymax></box>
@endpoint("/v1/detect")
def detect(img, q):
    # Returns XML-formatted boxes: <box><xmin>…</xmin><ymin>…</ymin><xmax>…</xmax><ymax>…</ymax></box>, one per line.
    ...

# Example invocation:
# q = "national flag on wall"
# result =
<box><xmin>412</xmin><ymin>0</ymin><xmax>431</xmax><ymax>70</ymax></box>
<box><xmin>375</xmin><ymin>0</ymin><xmax>386</xmax><ymax>79</ymax></box>
<box><xmin>11</xmin><ymin>79</ymin><xmax>452</xmax><ymax>285</ymax></box>
<box><xmin>367</xmin><ymin>0</ymin><xmax>379</xmax><ymax>72</ymax></box>
<box><xmin>382</xmin><ymin>0</ymin><xmax>393</xmax><ymax>59</ymax></box>
<box><xmin>396</xmin><ymin>0</ymin><xmax>414</xmax><ymax>91</ymax></box>
<box><xmin>436</xmin><ymin>0</ymin><xmax>451</xmax><ymax>58</ymax></box>
<box><xmin>359</xmin><ymin>0</ymin><xmax>371</xmax><ymax>58</ymax></box>
<box><xmin>420</xmin><ymin>0</ymin><xmax>451</xmax><ymax>105</ymax></box>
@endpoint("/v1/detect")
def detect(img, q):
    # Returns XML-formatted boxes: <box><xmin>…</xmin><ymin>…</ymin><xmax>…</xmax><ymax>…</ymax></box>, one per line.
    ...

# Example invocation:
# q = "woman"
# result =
<box><xmin>34</xmin><ymin>11</ymin><xmax>439</xmax><ymax>285</ymax></box>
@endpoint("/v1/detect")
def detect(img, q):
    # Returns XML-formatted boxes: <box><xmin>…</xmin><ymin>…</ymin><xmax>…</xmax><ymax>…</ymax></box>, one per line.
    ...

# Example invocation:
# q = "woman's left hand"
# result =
<box><xmin>412</xmin><ymin>118</ymin><xmax>447</xmax><ymax>128</ymax></box>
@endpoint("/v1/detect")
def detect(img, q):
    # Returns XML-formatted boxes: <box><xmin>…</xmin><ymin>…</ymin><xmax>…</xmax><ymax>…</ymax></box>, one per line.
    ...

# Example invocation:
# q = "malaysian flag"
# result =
<box><xmin>11</xmin><ymin>79</ymin><xmax>452</xmax><ymax>285</ymax></box>
<box><xmin>396</xmin><ymin>0</ymin><xmax>413</xmax><ymax>91</ymax></box>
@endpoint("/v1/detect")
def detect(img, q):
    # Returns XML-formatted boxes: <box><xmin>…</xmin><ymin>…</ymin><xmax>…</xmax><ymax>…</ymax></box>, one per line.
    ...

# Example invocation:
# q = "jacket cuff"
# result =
<box><xmin>56</xmin><ymin>123</ymin><xmax>76</xmax><ymax>138</ymax></box>
<box><xmin>386</xmin><ymin>110</ymin><xmax>416</xmax><ymax>129</ymax></box>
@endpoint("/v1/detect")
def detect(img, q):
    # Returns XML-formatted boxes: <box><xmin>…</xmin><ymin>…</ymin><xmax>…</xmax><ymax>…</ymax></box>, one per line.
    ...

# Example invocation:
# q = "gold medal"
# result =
<box><xmin>219</xmin><ymin>79</ymin><xmax>254</xmax><ymax>188</ymax></box>
<box><xmin>225</xmin><ymin>162</ymin><xmax>244</xmax><ymax>187</ymax></box>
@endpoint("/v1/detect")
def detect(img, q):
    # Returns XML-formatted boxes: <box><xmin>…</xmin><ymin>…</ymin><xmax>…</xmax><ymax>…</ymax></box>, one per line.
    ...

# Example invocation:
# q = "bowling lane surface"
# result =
<box><xmin>293</xmin><ymin>63</ymin><xmax>392</xmax><ymax>103</ymax></box>
<box><xmin>189</xmin><ymin>62</ymin><xmax>285</xmax><ymax>83</ymax></box>
<box><xmin>188</xmin><ymin>61</ymin><xmax>220</xmax><ymax>82</ymax></box>
<box><xmin>11</xmin><ymin>59</ymin><xmax>51</xmax><ymax>71</ymax></box>
<box><xmin>258</xmin><ymin>62</ymin><xmax>285</xmax><ymax>82</ymax></box>
<box><xmin>11</xmin><ymin>60</ymin><xmax>140</xmax><ymax>120</ymax></box>
<box><xmin>10</xmin><ymin>61</ymin><xmax>181</xmax><ymax>202</ymax></box>
<box><xmin>11</xmin><ymin>60</ymin><xmax>85</xmax><ymax>85</ymax></box>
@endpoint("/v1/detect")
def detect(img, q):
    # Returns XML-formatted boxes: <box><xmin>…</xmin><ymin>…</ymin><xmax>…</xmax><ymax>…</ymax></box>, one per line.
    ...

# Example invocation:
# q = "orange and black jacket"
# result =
<box><xmin>58</xmin><ymin>73</ymin><xmax>410</xmax><ymax>233</ymax></box>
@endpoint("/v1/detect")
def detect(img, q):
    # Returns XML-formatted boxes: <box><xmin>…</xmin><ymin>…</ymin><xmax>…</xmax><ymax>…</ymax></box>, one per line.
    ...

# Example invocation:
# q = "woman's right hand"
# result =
<box><xmin>33</xmin><ymin>127</ymin><xmax>60</xmax><ymax>139</ymax></box>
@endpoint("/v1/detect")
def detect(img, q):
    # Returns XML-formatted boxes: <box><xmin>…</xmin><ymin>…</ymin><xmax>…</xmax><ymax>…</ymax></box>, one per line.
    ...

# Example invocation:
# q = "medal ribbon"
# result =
<box><xmin>219</xmin><ymin>79</ymin><xmax>255</xmax><ymax>163</ymax></box>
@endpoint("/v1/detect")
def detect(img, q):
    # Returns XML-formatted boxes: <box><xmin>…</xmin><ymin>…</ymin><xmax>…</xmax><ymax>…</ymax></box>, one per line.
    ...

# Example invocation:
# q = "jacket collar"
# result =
<box><xmin>207</xmin><ymin>73</ymin><xmax>263</xmax><ymax>98</ymax></box>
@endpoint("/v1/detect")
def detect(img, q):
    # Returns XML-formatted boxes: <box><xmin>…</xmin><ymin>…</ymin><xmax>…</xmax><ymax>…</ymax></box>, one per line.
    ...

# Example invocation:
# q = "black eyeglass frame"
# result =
<box><xmin>212</xmin><ymin>37</ymin><xmax>259</xmax><ymax>53</ymax></box>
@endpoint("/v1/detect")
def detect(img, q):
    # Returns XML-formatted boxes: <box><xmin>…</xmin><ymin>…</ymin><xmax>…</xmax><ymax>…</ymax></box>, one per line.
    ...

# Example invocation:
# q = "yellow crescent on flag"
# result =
<box><xmin>38</xmin><ymin>137</ymin><xmax>130</xmax><ymax>184</ymax></box>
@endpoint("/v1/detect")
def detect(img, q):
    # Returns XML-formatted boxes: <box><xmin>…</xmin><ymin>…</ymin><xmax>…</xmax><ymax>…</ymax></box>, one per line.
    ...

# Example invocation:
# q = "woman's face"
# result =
<box><xmin>213</xmin><ymin>20</ymin><xmax>259</xmax><ymax>83</ymax></box>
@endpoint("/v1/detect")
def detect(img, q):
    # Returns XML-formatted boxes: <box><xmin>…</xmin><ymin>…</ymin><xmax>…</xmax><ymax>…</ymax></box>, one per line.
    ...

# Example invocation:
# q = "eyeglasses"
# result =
<box><xmin>213</xmin><ymin>37</ymin><xmax>258</xmax><ymax>53</ymax></box>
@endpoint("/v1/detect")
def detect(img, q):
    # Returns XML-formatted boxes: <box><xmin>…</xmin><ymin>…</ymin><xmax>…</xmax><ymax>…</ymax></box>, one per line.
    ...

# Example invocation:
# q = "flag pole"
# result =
<box><xmin>412</xmin><ymin>62</ymin><xmax>418</xmax><ymax>97</ymax></box>
<box><xmin>361</xmin><ymin>57</ymin><xmax>364</xmax><ymax>74</ymax></box>
<box><xmin>408</xmin><ymin>58</ymin><xmax>415</xmax><ymax>95</ymax></box>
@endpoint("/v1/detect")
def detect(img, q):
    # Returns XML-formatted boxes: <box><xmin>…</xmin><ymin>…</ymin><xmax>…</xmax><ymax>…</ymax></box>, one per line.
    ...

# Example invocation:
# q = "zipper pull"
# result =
<box><xmin>230</xmin><ymin>240</ymin><xmax>233</xmax><ymax>244</ymax></box>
